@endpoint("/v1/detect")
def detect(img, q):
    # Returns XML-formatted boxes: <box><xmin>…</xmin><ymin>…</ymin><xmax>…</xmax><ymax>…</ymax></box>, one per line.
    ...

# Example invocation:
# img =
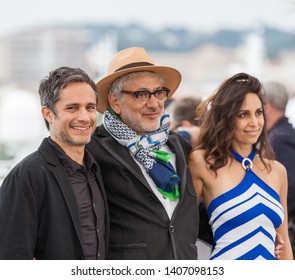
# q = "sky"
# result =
<box><xmin>1</xmin><ymin>0</ymin><xmax>295</xmax><ymax>37</ymax></box>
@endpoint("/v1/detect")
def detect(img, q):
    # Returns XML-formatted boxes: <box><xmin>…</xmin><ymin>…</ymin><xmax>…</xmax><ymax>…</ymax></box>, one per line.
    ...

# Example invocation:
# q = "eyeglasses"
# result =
<box><xmin>121</xmin><ymin>87</ymin><xmax>170</xmax><ymax>103</ymax></box>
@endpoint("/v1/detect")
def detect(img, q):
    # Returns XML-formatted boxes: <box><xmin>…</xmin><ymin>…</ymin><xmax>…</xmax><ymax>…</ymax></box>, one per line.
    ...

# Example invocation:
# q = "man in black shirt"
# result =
<box><xmin>0</xmin><ymin>67</ymin><xmax>109</xmax><ymax>260</ymax></box>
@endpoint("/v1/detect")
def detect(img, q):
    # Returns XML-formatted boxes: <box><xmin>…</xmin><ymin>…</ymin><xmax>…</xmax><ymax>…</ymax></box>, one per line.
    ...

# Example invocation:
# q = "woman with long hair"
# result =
<box><xmin>189</xmin><ymin>73</ymin><xmax>293</xmax><ymax>260</ymax></box>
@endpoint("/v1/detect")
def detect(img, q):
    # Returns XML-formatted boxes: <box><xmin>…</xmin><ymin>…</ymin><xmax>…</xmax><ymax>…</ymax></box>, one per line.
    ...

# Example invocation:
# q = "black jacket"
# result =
<box><xmin>0</xmin><ymin>138</ymin><xmax>109</xmax><ymax>260</ymax></box>
<box><xmin>87</xmin><ymin>125</ymin><xmax>211</xmax><ymax>260</ymax></box>
<box><xmin>268</xmin><ymin>117</ymin><xmax>295</xmax><ymax>217</ymax></box>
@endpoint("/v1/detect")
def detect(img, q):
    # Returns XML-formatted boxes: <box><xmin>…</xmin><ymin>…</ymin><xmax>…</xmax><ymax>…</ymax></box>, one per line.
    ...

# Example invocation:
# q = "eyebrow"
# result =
<box><xmin>238</xmin><ymin>107</ymin><xmax>263</xmax><ymax>112</ymax></box>
<box><xmin>126</xmin><ymin>86</ymin><xmax>163</xmax><ymax>91</ymax></box>
<box><xmin>64</xmin><ymin>102</ymin><xmax>96</xmax><ymax>107</ymax></box>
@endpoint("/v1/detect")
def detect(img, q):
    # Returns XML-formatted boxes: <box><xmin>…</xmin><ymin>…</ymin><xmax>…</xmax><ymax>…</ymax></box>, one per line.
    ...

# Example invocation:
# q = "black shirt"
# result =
<box><xmin>48</xmin><ymin>138</ymin><xmax>105</xmax><ymax>259</ymax></box>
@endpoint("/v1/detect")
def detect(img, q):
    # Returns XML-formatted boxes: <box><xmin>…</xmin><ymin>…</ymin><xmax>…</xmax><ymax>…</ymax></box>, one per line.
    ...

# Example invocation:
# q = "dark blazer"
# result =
<box><xmin>87</xmin><ymin>125</ymin><xmax>209</xmax><ymax>260</ymax></box>
<box><xmin>0</xmin><ymin>138</ymin><xmax>109</xmax><ymax>260</ymax></box>
<box><xmin>268</xmin><ymin>117</ymin><xmax>295</xmax><ymax>217</ymax></box>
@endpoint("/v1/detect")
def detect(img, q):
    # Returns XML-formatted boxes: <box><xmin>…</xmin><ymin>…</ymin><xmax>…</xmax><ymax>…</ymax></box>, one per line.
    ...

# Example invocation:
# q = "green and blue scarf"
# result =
<box><xmin>103</xmin><ymin>108</ymin><xmax>181</xmax><ymax>200</ymax></box>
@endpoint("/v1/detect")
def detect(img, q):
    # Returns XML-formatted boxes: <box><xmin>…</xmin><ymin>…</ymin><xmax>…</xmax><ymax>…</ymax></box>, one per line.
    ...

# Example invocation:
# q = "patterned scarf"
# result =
<box><xmin>103</xmin><ymin>108</ymin><xmax>181</xmax><ymax>200</ymax></box>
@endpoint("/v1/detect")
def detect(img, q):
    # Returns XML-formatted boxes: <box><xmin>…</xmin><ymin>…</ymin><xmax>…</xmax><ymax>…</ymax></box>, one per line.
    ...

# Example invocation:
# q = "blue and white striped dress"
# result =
<box><xmin>207</xmin><ymin>149</ymin><xmax>284</xmax><ymax>260</ymax></box>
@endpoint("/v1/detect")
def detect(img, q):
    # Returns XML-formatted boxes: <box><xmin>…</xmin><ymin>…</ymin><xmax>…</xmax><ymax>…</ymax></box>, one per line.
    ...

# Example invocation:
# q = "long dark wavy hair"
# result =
<box><xmin>195</xmin><ymin>72</ymin><xmax>274</xmax><ymax>173</ymax></box>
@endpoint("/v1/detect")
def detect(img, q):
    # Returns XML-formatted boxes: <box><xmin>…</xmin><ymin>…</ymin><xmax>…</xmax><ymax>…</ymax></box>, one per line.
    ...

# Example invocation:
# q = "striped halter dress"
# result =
<box><xmin>207</xmin><ymin>149</ymin><xmax>284</xmax><ymax>260</ymax></box>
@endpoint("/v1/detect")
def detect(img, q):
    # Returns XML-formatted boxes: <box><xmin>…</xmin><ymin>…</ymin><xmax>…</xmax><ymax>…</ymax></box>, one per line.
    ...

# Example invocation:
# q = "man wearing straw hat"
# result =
<box><xmin>87</xmin><ymin>47</ymin><xmax>211</xmax><ymax>259</ymax></box>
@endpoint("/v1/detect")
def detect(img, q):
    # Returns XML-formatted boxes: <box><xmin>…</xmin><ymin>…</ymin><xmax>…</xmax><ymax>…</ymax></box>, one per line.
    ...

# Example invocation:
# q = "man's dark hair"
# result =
<box><xmin>39</xmin><ymin>66</ymin><xmax>98</xmax><ymax>129</ymax></box>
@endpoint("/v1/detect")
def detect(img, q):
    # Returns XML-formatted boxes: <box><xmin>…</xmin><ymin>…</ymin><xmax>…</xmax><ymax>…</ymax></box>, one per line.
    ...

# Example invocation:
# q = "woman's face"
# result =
<box><xmin>232</xmin><ymin>93</ymin><xmax>264</xmax><ymax>148</ymax></box>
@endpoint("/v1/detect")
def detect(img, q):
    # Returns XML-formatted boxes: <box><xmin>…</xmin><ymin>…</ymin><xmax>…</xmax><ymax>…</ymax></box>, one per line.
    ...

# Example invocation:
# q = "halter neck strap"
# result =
<box><xmin>230</xmin><ymin>148</ymin><xmax>256</xmax><ymax>170</ymax></box>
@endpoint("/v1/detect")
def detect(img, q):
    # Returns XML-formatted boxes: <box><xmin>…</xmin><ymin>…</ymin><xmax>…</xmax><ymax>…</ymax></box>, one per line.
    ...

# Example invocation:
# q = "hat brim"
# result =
<box><xmin>96</xmin><ymin>65</ymin><xmax>181</xmax><ymax>113</ymax></box>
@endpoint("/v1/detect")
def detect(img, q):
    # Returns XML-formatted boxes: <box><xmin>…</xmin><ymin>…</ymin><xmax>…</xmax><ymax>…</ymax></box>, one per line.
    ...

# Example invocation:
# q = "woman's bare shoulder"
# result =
<box><xmin>262</xmin><ymin>157</ymin><xmax>286</xmax><ymax>173</ymax></box>
<box><xmin>189</xmin><ymin>149</ymin><xmax>209</xmax><ymax>171</ymax></box>
<box><xmin>259</xmin><ymin>158</ymin><xmax>287</xmax><ymax>185</ymax></box>
<box><xmin>189</xmin><ymin>148</ymin><xmax>205</xmax><ymax>161</ymax></box>
<box><xmin>271</xmin><ymin>159</ymin><xmax>287</xmax><ymax>175</ymax></box>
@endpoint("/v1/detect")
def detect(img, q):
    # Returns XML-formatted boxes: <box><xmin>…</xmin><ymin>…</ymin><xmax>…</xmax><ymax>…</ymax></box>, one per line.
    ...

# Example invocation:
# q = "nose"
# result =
<box><xmin>249</xmin><ymin>115</ymin><xmax>259</xmax><ymax>126</ymax></box>
<box><xmin>145</xmin><ymin>94</ymin><xmax>159</xmax><ymax>108</ymax></box>
<box><xmin>77</xmin><ymin>108</ymin><xmax>92</xmax><ymax>122</ymax></box>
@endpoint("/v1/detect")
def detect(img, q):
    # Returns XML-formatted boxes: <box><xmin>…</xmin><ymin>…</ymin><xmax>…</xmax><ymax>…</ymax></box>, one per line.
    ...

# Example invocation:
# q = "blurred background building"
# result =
<box><xmin>1</xmin><ymin>0</ymin><xmax>295</xmax><ymax>184</ymax></box>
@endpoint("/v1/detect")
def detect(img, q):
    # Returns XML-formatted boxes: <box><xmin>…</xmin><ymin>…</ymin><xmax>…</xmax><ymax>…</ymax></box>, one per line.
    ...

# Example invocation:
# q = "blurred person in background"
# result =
<box><xmin>170</xmin><ymin>96</ymin><xmax>211</xmax><ymax>259</ymax></box>
<box><xmin>264</xmin><ymin>80</ymin><xmax>295</xmax><ymax>258</ymax></box>
<box><xmin>0</xmin><ymin>67</ymin><xmax>109</xmax><ymax>260</ymax></box>
<box><xmin>170</xmin><ymin>96</ymin><xmax>202</xmax><ymax>148</ymax></box>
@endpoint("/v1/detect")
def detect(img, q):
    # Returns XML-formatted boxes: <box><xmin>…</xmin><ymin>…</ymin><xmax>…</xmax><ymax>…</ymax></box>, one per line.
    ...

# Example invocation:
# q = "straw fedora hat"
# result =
<box><xmin>96</xmin><ymin>47</ymin><xmax>181</xmax><ymax>113</ymax></box>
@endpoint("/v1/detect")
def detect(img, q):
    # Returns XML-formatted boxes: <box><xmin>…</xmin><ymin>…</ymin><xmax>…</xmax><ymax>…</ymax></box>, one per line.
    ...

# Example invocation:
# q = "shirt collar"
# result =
<box><xmin>48</xmin><ymin>137</ymin><xmax>97</xmax><ymax>175</ymax></box>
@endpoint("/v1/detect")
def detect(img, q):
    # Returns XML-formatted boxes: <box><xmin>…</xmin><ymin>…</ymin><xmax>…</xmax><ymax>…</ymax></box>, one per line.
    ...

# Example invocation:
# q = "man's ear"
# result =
<box><xmin>108</xmin><ymin>93</ymin><xmax>121</xmax><ymax>114</ymax></box>
<box><xmin>41</xmin><ymin>106</ymin><xmax>54</xmax><ymax>124</ymax></box>
<box><xmin>264</xmin><ymin>102</ymin><xmax>273</xmax><ymax>116</ymax></box>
